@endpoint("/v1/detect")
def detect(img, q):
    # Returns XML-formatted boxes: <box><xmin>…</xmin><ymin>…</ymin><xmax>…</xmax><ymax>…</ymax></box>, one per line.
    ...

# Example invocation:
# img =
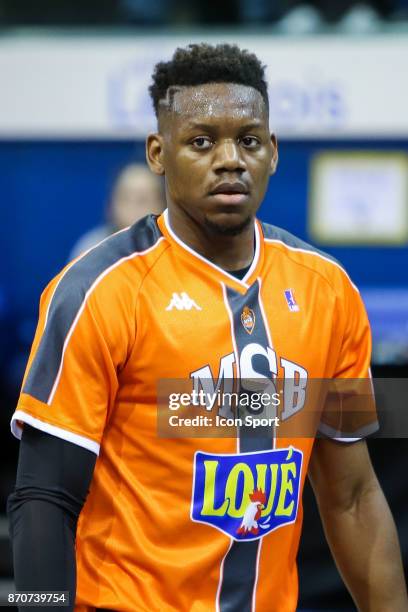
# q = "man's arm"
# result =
<box><xmin>7</xmin><ymin>425</ymin><xmax>97</xmax><ymax>611</ymax></box>
<box><xmin>308</xmin><ymin>438</ymin><xmax>408</xmax><ymax>612</ymax></box>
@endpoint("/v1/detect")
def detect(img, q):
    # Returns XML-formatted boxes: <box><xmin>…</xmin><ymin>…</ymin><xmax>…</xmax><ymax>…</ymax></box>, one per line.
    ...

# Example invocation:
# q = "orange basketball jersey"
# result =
<box><xmin>11</xmin><ymin>211</ymin><xmax>377</xmax><ymax>612</ymax></box>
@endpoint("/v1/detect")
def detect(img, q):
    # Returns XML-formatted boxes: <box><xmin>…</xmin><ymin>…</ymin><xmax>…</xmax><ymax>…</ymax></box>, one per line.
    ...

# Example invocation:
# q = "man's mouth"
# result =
<box><xmin>209</xmin><ymin>182</ymin><xmax>249</xmax><ymax>205</ymax></box>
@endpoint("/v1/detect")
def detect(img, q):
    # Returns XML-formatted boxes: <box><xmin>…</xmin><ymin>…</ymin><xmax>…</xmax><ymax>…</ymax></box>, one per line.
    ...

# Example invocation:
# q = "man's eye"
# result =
<box><xmin>241</xmin><ymin>136</ymin><xmax>260</xmax><ymax>148</ymax></box>
<box><xmin>192</xmin><ymin>137</ymin><xmax>212</xmax><ymax>150</ymax></box>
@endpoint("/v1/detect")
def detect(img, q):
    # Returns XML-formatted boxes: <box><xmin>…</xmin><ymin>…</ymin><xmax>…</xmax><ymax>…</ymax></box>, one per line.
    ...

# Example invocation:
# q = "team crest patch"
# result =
<box><xmin>191</xmin><ymin>448</ymin><xmax>303</xmax><ymax>541</ymax></box>
<box><xmin>241</xmin><ymin>306</ymin><xmax>255</xmax><ymax>334</ymax></box>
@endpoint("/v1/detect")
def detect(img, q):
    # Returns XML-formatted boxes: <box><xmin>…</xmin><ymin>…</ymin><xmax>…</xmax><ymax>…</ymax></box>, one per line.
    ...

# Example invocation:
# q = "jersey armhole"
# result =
<box><xmin>11</xmin><ymin>410</ymin><xmax>100</xmax><ymax>456</ymax></box>
<box><xmin>318</xmin><ymin>420</ymin><xmax>379</xmax><ymax>443</ymax></box>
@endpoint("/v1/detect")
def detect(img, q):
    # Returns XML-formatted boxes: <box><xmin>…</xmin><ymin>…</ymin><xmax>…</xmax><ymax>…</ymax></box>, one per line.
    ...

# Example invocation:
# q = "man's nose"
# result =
<box><xmin>213</xmin><ymin>140</ymin><xmax>246</xmax><ymax>173</ymax></box>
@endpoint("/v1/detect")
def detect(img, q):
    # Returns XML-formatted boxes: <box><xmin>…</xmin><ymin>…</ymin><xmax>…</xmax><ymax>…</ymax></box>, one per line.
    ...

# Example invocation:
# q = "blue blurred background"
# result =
<box><xmin>0</xmin><ymin>1</ymin><xmax>407</xmax><ymax>609</ymax></box>
<box><xmin>1</xmin><ymin>138</ymin><xmax>406</xmax><ymax>384</ymax></box>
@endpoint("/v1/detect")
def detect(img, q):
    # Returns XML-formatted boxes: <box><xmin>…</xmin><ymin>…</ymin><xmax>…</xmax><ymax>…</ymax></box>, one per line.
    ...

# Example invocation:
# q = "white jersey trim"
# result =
<box><xmin>256</xmin><ymin>277</ymin><xmax>274</xmax><ymax>350</ymax></box>
<box><xmin>242</xmin><ymin>223</ymin><xmax>261</xmax><ymax>284</ymax></box>
<box><xmin>264</xmin><ymin>238</ymin><xmax>359</xmax><ymax>293</ymax></box>
<box><xmin>251</xmin><ymin>536</ymin><xmax>263</xmax><ymax>611</ymax></box>
<box><xmin>215</xmin><ymin>539</ymin><xmax>233</xmax><ymax>612</ymax></box>
<box><xmin>221</xmin><ymin>282</ymin><xmax>241</xmax><ymax>455</ymax></box>
<box><xmin>10</xmin><ymin>409</ymin><xmax>100</xmax><ymax>455</ymax></box>
<box><xmin>44</xmin><ymin>226</ymin><xmax>132</xmax><ymax>330</ymax></box>
<box><xmin>163</xmin><ymin>209</ymin><xmax>259</xmax><ymax>289</ymax></box>
<box><xmin>47</xmin><ymin>237</ymin><xmax>165</xmax><ymax>405</ymax></box>
<box><xmin>318</xmin><ymin>420</ymin><xmax>379</xmax><ymax>442</ymax></box>
<box><xmin>256</xmin><ymin>277</ymin><xmax>276</xmax><ymax>451</ymax></box>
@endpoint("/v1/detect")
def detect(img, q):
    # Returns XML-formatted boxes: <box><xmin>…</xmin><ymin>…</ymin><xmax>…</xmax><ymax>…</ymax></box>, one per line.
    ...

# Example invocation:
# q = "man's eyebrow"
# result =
<box><xmin>182</xmin><ymin>121</ymin><xmax>216</xmax><ymax>131</ymax></box>
<box><xmin>182</xmin><ymin>119</ymin><xmax>265</xmax><ymax>131</ymax></box>
<box><xmin>237</xmin><ymin>120</ymin><xmax>265</xmax><ymax>130</ymax></box>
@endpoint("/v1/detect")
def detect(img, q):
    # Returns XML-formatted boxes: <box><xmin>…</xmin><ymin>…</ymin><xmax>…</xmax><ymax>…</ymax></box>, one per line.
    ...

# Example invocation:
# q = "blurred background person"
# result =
<box><xmin>68</xmin><ymin>163</ymin><xmax>165</xmax><ymax>260</ymax></box>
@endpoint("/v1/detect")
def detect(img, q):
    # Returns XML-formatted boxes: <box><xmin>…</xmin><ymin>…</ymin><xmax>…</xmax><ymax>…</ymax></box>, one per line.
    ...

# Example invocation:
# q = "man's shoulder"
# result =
<box><xmin>45</xmin><ymin>215</ymin><xmax>165</xmax><ymax>316</ymax></box>
<box><xmin>68</xmin><ymin>224</ymin><xmax>111</xmax><ymax>261</ymax></box>
<box><xmin>66</xmin><ymin>214</ymin><xmax>163</xmax><ymax>283</ymax></box>
<box><xmin>261</xmin><ymin>221</ymin><xmax>337</xmax><ymax>262</ymax></box>
<box><xmin>261</xmin><ymin>221</ymin><xmax>357</xmax><ymax>294</ymax></box>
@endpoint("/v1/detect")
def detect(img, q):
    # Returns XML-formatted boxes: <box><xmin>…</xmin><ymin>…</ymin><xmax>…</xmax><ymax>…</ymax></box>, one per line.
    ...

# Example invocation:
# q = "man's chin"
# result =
<box><xmin>203</xmin><ymin>214</ymin><xmax>252</xmax><ymax>237</ymax></box>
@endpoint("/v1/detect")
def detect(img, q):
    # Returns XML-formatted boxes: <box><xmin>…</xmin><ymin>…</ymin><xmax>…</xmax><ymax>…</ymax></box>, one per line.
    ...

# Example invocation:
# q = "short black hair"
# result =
<box><xmin>149</xmin><ymin>43</ymin><xmax>269</xmax><ymax>117</ymax></box>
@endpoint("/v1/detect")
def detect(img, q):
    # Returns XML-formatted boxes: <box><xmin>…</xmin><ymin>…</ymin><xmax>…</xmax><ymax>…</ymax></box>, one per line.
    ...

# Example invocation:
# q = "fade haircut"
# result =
<box><xmin>149</xmin><ymin>43</ymin><xmax>269</xmax><ymax>118</ymax></box>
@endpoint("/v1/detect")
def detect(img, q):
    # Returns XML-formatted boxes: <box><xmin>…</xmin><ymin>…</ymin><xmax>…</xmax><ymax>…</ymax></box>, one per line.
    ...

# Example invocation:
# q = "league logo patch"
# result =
<box><xmin>191</xmin><ymin>448</ymin><xmax>303</xmax><ymax>541</ymax></box>
<box><xmin>241</xmin><ymin>306</ymin><xmax>256</xmax><ymax>334</ymax></box>
<box><xmin>284</xmin><ymin>289</ymin><xmax>300</xmax><ymax>312</ymax></box>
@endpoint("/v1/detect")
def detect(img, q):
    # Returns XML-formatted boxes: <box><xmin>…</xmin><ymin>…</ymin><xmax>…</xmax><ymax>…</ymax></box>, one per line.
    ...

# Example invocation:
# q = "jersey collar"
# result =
<box><xmin>158</xmin><ymin>209</ymin><xmax>265</xmax><ymax>292</ymax></box>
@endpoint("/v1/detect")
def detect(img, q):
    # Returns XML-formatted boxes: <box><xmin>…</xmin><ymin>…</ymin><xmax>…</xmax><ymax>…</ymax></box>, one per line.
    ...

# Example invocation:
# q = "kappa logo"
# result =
<box><xmin>241</xmin><ymin>306</ymin><xmax>255</xmax><ymax>334</ymax></box>
<box><xmin>166</xmin><ymin>292</ymin><xmax>202</xmax><ymax>311</ymax></box>
<box><xmin>191</xmin><ymin>448</ymin><xmax>303</xmax><ymax>541</ymax></box>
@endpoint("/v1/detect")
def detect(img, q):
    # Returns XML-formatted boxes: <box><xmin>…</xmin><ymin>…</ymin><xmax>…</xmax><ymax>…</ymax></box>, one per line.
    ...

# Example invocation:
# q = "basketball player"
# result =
<box><xmin>8</xmin><ymin>44</ymin><xmax>407</xmax><ymax>612</ymax></box>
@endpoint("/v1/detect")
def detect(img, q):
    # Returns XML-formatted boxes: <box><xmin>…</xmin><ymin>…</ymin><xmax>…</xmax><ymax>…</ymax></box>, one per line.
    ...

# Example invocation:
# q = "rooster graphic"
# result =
<box><xmin>236</xmin><ymin>488</ymin><xmax>267</xmax><ymax>536</ymax></box>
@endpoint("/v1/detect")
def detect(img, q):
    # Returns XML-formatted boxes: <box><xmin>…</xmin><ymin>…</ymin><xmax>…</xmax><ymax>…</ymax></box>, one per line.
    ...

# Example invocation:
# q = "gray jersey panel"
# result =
<box><xmin>261</xmin><ymin>222</ymin><xmax>340</xmax><ymax>265</ymax></box>
<box><xmin>23</xmin><ymin>215</ymin><xmax>162</xmax><ymax>403</ymax></box>
<box><xmin>219</xmin><ymin>280</ymin><xmax>274</xmax><ymax>612</ymax></box>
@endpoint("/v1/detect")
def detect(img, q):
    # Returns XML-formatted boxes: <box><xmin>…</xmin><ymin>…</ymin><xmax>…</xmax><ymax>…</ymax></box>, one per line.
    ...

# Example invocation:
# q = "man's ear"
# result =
<box><xmin>270</xmin><ymin>133</ymin><xmax>278</xmax><ymax>175</ymax></box>
<box><xmin>146</xmin><ymin>133</ymin><xmax>165</xmax><ymax>176</ymax></box>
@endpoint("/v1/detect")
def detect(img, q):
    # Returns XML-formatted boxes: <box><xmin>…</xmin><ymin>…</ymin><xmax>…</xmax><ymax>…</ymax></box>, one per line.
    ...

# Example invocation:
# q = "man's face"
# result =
<box><xmin>150</xmin><ymin>82</ymin><xmax>277</xmax><ymax>236</ymax></box>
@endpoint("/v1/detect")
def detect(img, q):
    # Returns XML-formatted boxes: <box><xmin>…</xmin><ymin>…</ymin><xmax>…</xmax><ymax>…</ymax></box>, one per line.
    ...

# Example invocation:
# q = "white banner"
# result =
<box><xmin>0</xmin><ymin>34</ymin><xmax>407</xmax><ymax>138</ymax></box>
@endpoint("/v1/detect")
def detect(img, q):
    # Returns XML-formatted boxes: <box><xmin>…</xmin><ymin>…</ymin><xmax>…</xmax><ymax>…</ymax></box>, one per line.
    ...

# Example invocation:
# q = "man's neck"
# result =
<box><xmin>167</xmin><ymin>207</ymin><xmax>255</xmax><ymax>272</ymax></box>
